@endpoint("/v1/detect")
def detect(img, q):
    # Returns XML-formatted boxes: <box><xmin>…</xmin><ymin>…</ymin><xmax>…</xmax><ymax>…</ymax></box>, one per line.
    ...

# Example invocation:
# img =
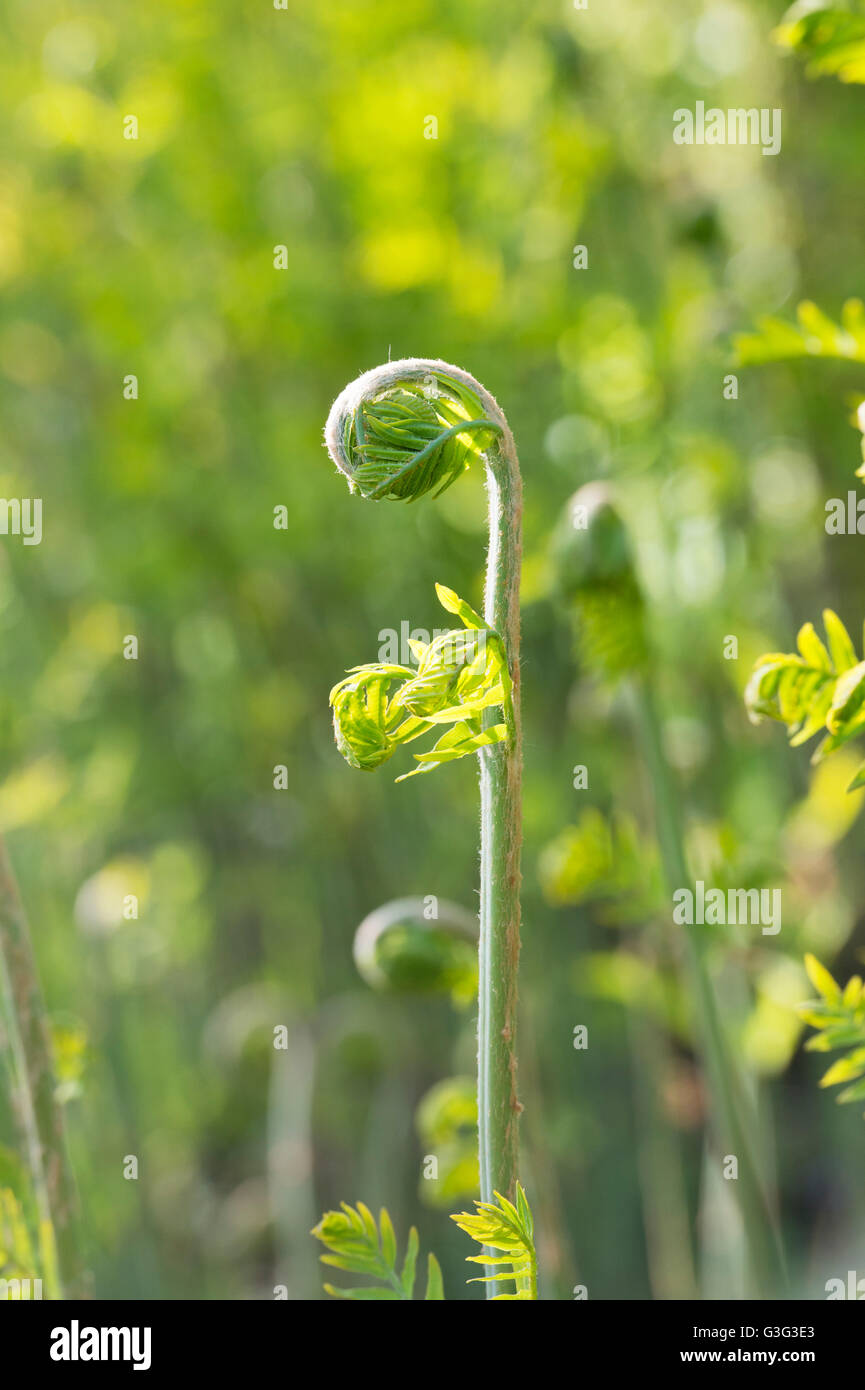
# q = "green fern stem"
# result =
<box><xmin>451</xmin><ymin>1182</ymin><xmax>537</xmax><ymax>1298</ymax></box>
<box><xmin>634</xmin><ymin>677</ymin><xmax>787</xmax><ymax>1296</ymax></box>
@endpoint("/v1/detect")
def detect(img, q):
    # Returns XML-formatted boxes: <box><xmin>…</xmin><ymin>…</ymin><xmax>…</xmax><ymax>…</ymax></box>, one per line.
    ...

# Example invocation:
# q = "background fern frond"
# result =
<box><xmin>329</xmin><ymin>584</ymin><xmax>512</xmax><ymax>780</ymax></box>
<box><xmin>773</xmin><ymin>7</ymin><xmax>865</xmax><ymax>85</ymax></box>
<box><xmin>451</xmin><ymin>1183</ymin><xmax>538</xmax><ymax>1300</ymax></box>
<box><xmin>799</xmin><ymin>955</ymin><xmax>865</xmax><ymax>1115</ymax></box>
<box><xmin>745</xmin><ymin>610</ymin><xmax>865</xmax><ymax>789</ymax></box>
<box><xmin>735</xmin><ymin>299</ymin><xmax>865</xmax><ymax>366</ymax></box>
<box><xmin>538</xmin><ymin>808</ymin><xmax>662</xmax><ymax>924</ymax></box>
<box><xmin>550</xmin><ymin>483</ymin><xmax>649</xmax><ymax>683</ymax></box>
<box><xmin>341</xmin><ymin>374</ymin><xmax>501</xmax><ymax>502</ymax></box>
<box><xmin>312</xmin><ymin>1201</ymin><xmax>444</xmax><ymax>1300</ymax></box>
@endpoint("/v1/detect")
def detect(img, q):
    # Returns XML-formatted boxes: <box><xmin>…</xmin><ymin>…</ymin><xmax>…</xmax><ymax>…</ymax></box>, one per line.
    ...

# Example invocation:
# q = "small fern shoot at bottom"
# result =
<box><xmin>312</xmin><ymin>1184</ymin><xmax>538</xmax><ymax>1300</ymax></box>
<box><xmin>451</xmin><ymin>1183</ymin><xmax>538</xmax><ymax>1300</ymax></box>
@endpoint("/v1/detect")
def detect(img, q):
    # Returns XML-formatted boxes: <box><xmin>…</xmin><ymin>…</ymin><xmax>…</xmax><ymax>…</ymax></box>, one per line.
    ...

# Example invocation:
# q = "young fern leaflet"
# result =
<box><xmin>451</xmin><ymin>1183</ymin><xmax>538</xmax><ymax>1300</ymax></box>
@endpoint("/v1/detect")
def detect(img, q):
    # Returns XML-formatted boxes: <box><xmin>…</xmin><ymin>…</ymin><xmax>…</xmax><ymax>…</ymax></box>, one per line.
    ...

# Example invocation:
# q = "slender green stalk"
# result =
<box><xmin>0</xmin><ymin>834</ymin><xmax>83</xmax><ymax>1296</ymax></box>
<box><xmin>324</xmin><ymin>360</ymin><xmax>524</xmax><ymax>1296</ymax></box>
<box><xmin>477</xmin><ymin>407</ymin><xmax>523</xmax><ymax>1211</ymax></box>
<box><xmin>633</xmin><ymin>676</ymin><xmax>787</xmax><ymax>1296</ymax></box>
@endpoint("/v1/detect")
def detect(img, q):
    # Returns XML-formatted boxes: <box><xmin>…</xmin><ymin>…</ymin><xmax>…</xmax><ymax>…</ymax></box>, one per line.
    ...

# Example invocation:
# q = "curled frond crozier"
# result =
<box><xmin>451</xmin><ymin>1182</ymin><xmax>537</xmax><ymax>1300</ymax></box>
<box><xmin>353</xmin><ymin>896</ymin><xmax>478</xmax><ymax>1001</ymax></box>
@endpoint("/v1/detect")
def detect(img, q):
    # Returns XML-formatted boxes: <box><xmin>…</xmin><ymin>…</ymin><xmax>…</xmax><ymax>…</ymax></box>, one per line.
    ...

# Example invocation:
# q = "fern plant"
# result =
<box><xmin>312</xmin><ymin>1202</ymin><xmax>443</xmax><ymax>1300</ymax></box>
<box><xmin>451</xmin><ymin>1183</ymin><xmax>537</xmax><ymax>1300</ymax></box>
<box><xmin>312</xmin><ymin>1185</ymin><xmax>539</xmax><ymax>1300</ymax></box>
<box><xmin>735</xmin><ymin>300</ymin><xmax>865</xmax><ymax>478</ymax></box>
<box><xmin>323</xmin><ymin>359</ymin><xmax>524</xmax><ymax>1273</ymax></box>
<box><xmin>551</xmin><ymin>483</ymin><xmax>786</xmax><ymax>1295</ymax></box>
<box><xmin>745</xmin><ymin>609</ymin><xmax>865</xmax><ymax>789</ymax></box>
<box><xmin>799</xmin><ymin>955</ymin><xmax>865</xmax><ymax>1114</ymax></box>
<box><xmin>330</xmin><ymin>584</ymin><xmax>512</xmax><ymax>780</ymax></box>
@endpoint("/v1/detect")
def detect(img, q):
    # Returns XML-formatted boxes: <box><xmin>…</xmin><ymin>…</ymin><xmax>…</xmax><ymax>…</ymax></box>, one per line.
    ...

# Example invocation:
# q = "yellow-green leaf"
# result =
<box><xmin>805</xmin><ymin>953</ymin><xmax>841</xmax><ymax>1003</ymax></box>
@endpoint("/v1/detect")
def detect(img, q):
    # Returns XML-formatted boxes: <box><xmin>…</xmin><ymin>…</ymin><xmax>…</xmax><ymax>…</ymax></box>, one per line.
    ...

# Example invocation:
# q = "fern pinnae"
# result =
<box><xmin>451</xmin><ymin>1182</ymin><xmax>538</xmax><ymax>1300</ymax></box>
<box><xmin>799</xmin><ymin>954</ymin><xmax>865</xmax><ymax>1114</ymax></box>
<box><xmin>552</xmin><ymin>484</ymin><xmax>786</xmax><ymax>1295</ymax></box>
<box><xmin>745</xmin><ymin>609</ymin><xmax>865</xmax><ymax>789</ymax></box>
<box><xmin>312</xmin><ymin>1200</ymin><xmax>444</xmax><ymax>1300</ymax></box>
<box><xmin>772</xmin><ymin>8</ymin><xmax>865</xmax><ymax>86</ymax></box>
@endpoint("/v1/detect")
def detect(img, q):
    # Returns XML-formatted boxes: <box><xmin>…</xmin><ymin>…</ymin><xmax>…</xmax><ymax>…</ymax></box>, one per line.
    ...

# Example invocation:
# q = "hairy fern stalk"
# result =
<box><xmin>324</xmin><ymin>360</ymin><xmax>524</xmax><ymax>1293</ymax></box>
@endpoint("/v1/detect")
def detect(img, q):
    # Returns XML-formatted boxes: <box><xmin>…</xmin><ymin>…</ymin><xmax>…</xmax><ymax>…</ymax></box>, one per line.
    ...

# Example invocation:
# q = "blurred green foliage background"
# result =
<box><xmin>2</xmin><ymin>0</ymin><xmax>865</xmax><ymax>1299</ymax></box>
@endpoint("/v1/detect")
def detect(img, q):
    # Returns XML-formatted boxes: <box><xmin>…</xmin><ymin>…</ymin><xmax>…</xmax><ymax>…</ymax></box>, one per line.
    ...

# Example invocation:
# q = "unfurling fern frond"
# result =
<box><xmin>799</xmin><ymin>955</ymin><xmax>865</xmax><ymax>1116</ymax></box>
<box><xmin>451</xmin><ymin>1183</ymin><xmax>538</xmax><ymax>1300</ymax></box>
<box><xmin>311</xmin><ymin>1202</ymin><xmax>444</xmax><ymax>1300</ymax></box>
<box><xmin>538</xmin><ymin>808</ymin><xmax>661</xmax><ymax>924</ymax></box>
<box><xmin>329</xmin><ymin>584</ymin><xmax>513</xmax><ymax>781</ymax></box>
<box><xmin>744</xmin><ymin>609</ymin><xmax>865</xmax><ymax>790</ymax></box>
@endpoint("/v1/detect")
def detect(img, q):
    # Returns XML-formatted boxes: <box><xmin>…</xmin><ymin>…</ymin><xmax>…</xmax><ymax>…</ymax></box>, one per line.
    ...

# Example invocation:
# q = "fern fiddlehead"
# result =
<box><xmin>329</xmin><ymin>583</ymin><xmax>512</xmax><ymax>780</ymax></box>
<box><xmin>324</xmin><ymin>360</ymin><xmax>524</xmax><ymax>1281</ymax></box>
<box><xmin>745</xmin><ymin>614</ymin><xmax>865</xmax><ymax>1123</ymax></box>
